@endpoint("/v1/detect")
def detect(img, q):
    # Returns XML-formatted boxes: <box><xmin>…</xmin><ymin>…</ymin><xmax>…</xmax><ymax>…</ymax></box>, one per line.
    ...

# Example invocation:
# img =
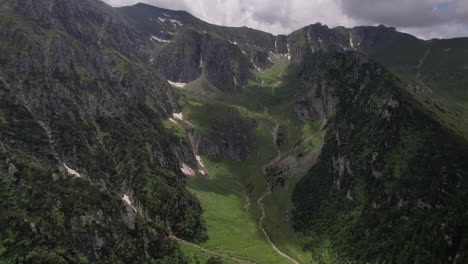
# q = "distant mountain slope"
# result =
<box><xmin>119</xmin><ymin>4</ymin><xmax>468</xmax><ymax>118</ymax></box>
<box><xmin>288</xmin><ymin>23</ymin><xmax>468</xmax><ymax>120</ymax></box>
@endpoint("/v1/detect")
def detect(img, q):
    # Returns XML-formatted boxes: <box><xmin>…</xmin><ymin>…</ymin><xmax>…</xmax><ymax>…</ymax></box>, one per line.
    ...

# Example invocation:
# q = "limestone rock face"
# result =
<box><xmin>188</xmin><ymin>107</ymin><xmax>258</xmax><ymax>161</ymax></box>
<box><xmin>153</xmin><ymin>30</ymin><xmax>253</xmax><ymax>92</ymax></box>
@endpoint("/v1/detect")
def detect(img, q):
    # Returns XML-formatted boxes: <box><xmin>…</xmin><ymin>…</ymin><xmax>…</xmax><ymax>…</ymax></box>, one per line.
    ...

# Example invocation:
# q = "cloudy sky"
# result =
<box><xmin>104</xmin><ymin>0</ymin><xmax>468</xmax><ymax>39</ymax></box>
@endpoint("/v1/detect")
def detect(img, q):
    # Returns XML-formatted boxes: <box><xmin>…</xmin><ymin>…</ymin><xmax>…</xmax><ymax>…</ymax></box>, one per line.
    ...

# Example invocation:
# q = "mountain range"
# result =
<box><xmin>1</xmin><ymin>1</ymin><xmax>467</xmax><ymax>263</ymax></box>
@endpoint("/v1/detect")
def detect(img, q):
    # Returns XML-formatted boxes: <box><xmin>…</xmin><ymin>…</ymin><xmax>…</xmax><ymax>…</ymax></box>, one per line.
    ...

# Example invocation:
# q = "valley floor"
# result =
<box><xmin>176</xmin><ymin>92</ymin><xmax>323</xmax><ymax>263</ymax></box>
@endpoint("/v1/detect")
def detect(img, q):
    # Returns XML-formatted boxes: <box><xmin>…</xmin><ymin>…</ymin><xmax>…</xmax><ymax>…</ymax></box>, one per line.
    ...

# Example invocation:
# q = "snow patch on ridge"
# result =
<box><xmin>173</xmin><ymin>112</ymin><xmax>184</xmax><ymax>120</ymax></box>
<box><xmin>122</xmin><ymin>194</ymin><xmax>137</xmax><ymax>212</ymax></box>
<box><xmin>180</xmin><ymin>163</ymin><xmax>195</xmax><ymax>176</ymax></box>
<box><xmin>168</xmin><ymin>80</ymin><xmax>186</xmax><ymax>88</ymax></box>
<box><xmin>63</xmin><ymin>163</ymin><xmax>81</xmax><ymax>178</ymax></box>
<box><xmin>195</xmin><ymin>155</ymin><xmax>207</xmax><ymax>175</ymax></box>
<box><xmin>169</xmin><ymin>19</ymin><xmax>183</xmax><ymax>27</ymax></box>
<box><xmin>151</xmin><ymin>35</ymin><xmax>169</xmax><ymax>43</ymax></box>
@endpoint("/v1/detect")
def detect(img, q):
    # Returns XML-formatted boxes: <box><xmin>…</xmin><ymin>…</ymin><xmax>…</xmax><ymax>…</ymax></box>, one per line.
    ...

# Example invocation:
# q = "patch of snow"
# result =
<box><xmin>318</xmin><ymin>38</ymin><xmax>324</xmax><ymax>43</ymax></box>
<box><xmin>229</xmin><ymin>40</ymin><xmax>238</xmax><ymax>45</ymax></box>
<box><xmin>168</xmin><ymin>80</ymin><xmax>186</xmax><ymax>88</ymax></box>
<box><xmin>163</xmin><ymin>13</ymin><xmax>169</xmax><ymax>17</ymax></box>
<box><xmin>169</xmin><ymin>19</ymin><xmax>183</xmax><ymax>27</ymax></box>
<box><xmin>171</xmin><ymin>112</ymin><xmax>193</xmax><ymax>126</ymax></box>
<box><xmin>195</xmin><ymin>155</ymin><xmax>205</xmax><ymax>168</ymax></box>
<box><xmin>122</xmin><ymin>194</ymin><xmax>137</xmax><ymax>212</ymax></box>
<box><xmin>173</xmin><ymin>112</ymin><xmax>184</xmax><ymax>120</ymax></box>
<box><xmin>199</xmin><ymin>55</ymin><xmax>204</xmax><ymax>68</ymax></box>
<box><xmin>180</xmin><ymin>163</ymin><xmax>195</xmax><ymax>176</ymax></box>
<box><xmin>63</xmin><ymin>163</ymin><xmax>81</xmax><ymax>178</ymax></box>
<box><xmin>150</xmin><ymin>35</ymin><xmax>170</xmax><ymax>43</ymax></box>
<box><xmin>349</xmin><ymin>35</ymin><xmax>354</xmax><ymax>48</ymax></box>
<box><xmin>269</xmin><ymin>51</ymin><xmax>280</xmax><ymax>59</ymax></box>
<box><xmin>158</xmin><ymin>17</ymin><xmax>167</xmax><ymax>23</ymax></box>
<box><xmin>195</xmin><ymin>155</ymin><xmax>207</xmax><ymax>175</ymax></box>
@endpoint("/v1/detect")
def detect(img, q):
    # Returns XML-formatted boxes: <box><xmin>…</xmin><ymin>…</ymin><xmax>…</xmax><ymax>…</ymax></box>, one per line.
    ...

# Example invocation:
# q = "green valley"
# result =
<box><xmin>2</xmin><ymin>1</ymin><xmax>468</xmax><ymax>263</ymax></box>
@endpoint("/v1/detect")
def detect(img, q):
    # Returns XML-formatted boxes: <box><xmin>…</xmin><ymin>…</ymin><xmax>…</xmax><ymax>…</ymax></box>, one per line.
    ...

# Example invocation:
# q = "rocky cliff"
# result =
<box><xmin>152</xmin><ymin>29</ymin><xmax>253</xmax><ymax>92</ymax></box>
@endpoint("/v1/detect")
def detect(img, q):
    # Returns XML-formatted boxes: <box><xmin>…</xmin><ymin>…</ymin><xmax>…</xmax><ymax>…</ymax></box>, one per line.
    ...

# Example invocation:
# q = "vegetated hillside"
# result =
<box><xmin>2</xmin><ymin>0</ymin><xmax>468</xmax><ymax>263</ymax></box>
<box><xmin>0</xmin><ymin>0</ymin><xmax>205</xmax><ymax>262</ymax></box>
<box><xmin>292</xmin><ymin>52</ymin><xmax>468</xmax><ymax>263</ymax></box>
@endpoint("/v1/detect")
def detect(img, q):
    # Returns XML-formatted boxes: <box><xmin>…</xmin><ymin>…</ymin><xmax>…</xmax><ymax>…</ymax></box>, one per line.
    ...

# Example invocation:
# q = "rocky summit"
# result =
<box><xmin>1</xmin><ymin>1</ymin><xmax>468</xmax><ymax>263</ymax></box>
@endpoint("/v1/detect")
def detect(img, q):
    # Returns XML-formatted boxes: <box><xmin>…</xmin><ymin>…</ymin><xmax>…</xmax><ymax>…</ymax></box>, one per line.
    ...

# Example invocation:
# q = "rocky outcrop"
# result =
<box><xmin>187</xmin><ymin>106</ymin><xmax>258</xmax><ymax>161</ymax></box>
<box><xmin>152</xmin><ymin>29</ymin><xmax>253</xmax><ymax>92</ymax></box>
<box><xmin>6</xmin><ymin>0</ymin><xmax>150</xmax><ymax>60</ymax></box>
<box><xmin>294</xmin><ymin>53</ymin><xmax>374</xmax><ymax>121</ymax></box>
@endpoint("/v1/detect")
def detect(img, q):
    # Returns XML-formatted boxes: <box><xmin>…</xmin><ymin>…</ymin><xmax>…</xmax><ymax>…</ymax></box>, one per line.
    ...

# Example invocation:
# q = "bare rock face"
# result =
<box><xmin>152</xmin><ymin>30</ymin><xmax>253</xmax><ymax>92</ymax></box>
<box><xmin>295</xmin><ymin>80</ymin><xmax>338</xmax><ymax>122</ymax></box>
<box><xmin>8</xmin><ymin>162</ymin><xmax>18</xmax><ymax>182</ymax></box>
<box><xmin>187</xmin><ymin>106</ymin><xmax>258</xmax><ymax>161</ymax></box>
<box><xmin>121</xmin><ymin>204</ymin><xmax>136</xmax><ymax>230</ymax></box>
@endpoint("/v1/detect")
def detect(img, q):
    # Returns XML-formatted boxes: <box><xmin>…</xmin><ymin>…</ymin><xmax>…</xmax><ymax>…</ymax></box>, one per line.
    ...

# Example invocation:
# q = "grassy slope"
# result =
<box><xmin>176</xmin><ymin>59</ymin><xmax>325</xmax><ymax>263</ymax></box>
<box><xmin>183</xmin><ymin>97</ymin><xmax>290</xmax><ymax>263</ymax></box>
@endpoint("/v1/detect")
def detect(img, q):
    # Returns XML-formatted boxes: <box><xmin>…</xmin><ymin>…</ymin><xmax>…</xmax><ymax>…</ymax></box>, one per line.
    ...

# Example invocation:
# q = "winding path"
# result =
<box><xmin>257</xmin><ymin>108</ymin><xmax>300</xmax><ymax>264</ymax></box>
<box><xmin>170</xmin><ymin>235</ymin><xmax>256</xmax><ymax>264</ymax></box>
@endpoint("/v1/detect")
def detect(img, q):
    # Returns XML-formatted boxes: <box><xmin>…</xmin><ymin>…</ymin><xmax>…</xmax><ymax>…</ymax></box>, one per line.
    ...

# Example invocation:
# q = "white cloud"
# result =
<box><xmin>104</xmin><ymin>0</ymin><xmax>468</xmax><ymax>39</ymax></box>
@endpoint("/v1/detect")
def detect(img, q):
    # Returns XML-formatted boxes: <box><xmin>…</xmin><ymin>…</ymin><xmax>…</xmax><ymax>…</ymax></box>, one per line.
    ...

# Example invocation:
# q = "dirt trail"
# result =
<box><xmin>257</xmin><ymin>108</ymin><xmax>300</xmax><ymax>264</ymax></box>
<box><xmin>170</xmin><ymin>235</ymin><xmax>256</xmax><ymax>264</ymax></box>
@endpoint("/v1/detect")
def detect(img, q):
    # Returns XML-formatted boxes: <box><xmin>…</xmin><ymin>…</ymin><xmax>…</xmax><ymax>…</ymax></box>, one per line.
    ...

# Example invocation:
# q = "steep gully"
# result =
<box><xmin>257</xmin><ymin>108</ymin><xmax>300</xmax><ymax>264</ymax></box>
